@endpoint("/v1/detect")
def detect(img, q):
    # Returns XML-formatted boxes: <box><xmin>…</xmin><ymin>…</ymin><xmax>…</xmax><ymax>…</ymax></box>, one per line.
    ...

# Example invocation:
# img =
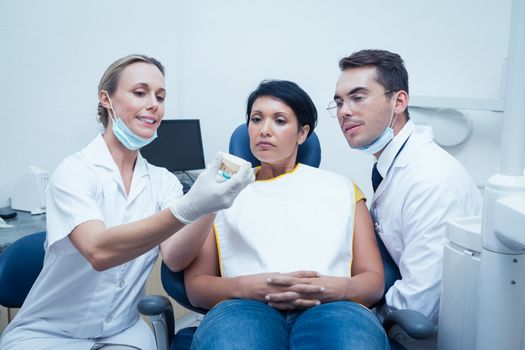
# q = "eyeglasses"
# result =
<box><xmin>327</xmin><ymin>90</ymin><xmax>393</xmax><ymax>118</ymax></box>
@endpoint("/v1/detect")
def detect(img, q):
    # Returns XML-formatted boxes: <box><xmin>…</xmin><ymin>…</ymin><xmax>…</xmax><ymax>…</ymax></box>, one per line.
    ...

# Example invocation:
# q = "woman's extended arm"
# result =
<box><xmin>266</xmin><ymin>199</ymin><xmax>384</xmax><ymax>308</ymax></box>
<box><xmin>68</xmin><ymin>156</ymin><xmax>254</xmax><ymax>272</ymax></box>
<box><xmin>70</xmin><ymin>209</ymin><xmax>185</xmax><ymax>272</ymax></box>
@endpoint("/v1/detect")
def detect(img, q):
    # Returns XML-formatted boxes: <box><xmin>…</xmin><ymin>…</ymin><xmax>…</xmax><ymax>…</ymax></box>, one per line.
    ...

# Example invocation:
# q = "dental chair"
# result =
<box><xmin>0</xmin><ymin>231</ymin><xmax>46</xmax><ymax>310</ymax></box>
<box><xmin>138</xmin><ymin>124</ymin><xmax>321</xmax><ymax>349</ymax></box>
<box><xmin>138</xmin><ymin>123</ymin><xmax>435</xmax><ymax>350</ymax></box>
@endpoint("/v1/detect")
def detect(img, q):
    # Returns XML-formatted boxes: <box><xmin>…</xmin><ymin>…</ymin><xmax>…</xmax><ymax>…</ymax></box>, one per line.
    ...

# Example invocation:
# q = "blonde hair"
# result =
<box><xmin>97</xmin><ymin>54</ymin><xmax>165</xmax><ymax>128</ymax></box>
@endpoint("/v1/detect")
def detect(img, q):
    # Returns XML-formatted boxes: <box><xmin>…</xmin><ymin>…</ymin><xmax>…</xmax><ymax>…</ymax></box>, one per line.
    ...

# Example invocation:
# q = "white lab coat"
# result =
<box><xmin>0</xmin><ymin>135</ymin><xmax>182</xmax><ymax>350</ymax></box>
<box><xmin>372</xmin><ymin>121</ymin><xmax>482</xmax><ymax>325</ymax></box>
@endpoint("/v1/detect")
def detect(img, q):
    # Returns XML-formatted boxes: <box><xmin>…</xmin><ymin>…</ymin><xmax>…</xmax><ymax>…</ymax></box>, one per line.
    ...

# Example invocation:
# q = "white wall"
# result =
<box><xmin>0</xmin><ymin>0</ymin><xmax>512</xmax><ymax>206</ymax></box>
<box><xmin>0</xmin><ymin>0</ymin><xmax>182</xmax><ymax>206</ymax></box>
<box><xmin>168</xmin><ymin>0</ymin><xmax>511</xmax><ymax>197</ymax></box>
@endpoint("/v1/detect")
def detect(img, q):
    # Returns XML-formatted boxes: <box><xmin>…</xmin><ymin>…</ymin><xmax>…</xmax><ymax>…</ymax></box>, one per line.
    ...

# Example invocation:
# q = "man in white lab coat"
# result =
<box><xmin>329</xmin><ymin>49</ymin><xmax>482</xmax><ymax>325</ymax></box>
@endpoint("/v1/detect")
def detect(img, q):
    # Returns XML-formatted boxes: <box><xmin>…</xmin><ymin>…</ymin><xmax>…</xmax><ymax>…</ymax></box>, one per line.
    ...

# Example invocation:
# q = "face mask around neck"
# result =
<box><xmin>352</xmin><ymin>94</ymin><xmax>398</xmax><ymax>155</ymax></box>
<box><xmin>104</xmin><ymin>91</ymin><xmax>157</xmax><ymax>150</ymax></box>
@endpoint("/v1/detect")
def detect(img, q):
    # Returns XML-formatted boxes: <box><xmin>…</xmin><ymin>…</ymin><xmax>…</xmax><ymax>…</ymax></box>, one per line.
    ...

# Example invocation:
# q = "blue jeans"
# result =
<box><xmin>191</xmin><ymin>299</ymin><xmax>389</xmax><ymax>350</ymax></box>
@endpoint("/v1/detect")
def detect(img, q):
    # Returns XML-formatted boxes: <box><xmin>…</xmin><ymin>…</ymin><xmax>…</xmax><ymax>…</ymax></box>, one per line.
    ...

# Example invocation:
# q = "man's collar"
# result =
<box><xmin>376</xmin><ymin>120</ymin><xmax>415</xmax><ymax>177</ymax></box>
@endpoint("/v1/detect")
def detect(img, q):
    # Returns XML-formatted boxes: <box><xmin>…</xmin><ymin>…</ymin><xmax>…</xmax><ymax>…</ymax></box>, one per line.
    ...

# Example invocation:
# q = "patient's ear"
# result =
<box><xmin>298</xmin><ymin>125</ymin><xmax>310</xmax><ymax>145</ymax></box>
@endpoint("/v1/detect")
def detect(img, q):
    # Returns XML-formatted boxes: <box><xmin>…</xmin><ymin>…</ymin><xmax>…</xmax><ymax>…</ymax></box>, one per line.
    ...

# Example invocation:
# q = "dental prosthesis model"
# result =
<box><xmin>216</xmin><ymin>152</ymin><xmax>251</xmax><ymax>182</ymax></box>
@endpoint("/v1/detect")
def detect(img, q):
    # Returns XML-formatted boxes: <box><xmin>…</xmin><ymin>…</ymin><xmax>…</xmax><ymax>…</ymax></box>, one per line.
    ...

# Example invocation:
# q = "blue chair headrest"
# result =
<box><xmin>228</xmin><ymin>124</ymin><xmax>321</xmax><ymax>168</ymax></box>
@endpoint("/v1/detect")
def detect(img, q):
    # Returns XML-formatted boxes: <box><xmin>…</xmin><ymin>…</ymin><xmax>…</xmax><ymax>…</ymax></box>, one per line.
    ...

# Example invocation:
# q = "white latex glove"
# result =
<box><xmin>170</xmin><ymin>152</ymin><xmax>255</xmax><ymax>224</ymax></box>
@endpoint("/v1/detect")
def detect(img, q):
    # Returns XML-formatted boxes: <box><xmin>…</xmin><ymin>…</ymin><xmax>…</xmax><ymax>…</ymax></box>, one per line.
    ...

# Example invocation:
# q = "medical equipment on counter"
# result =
<box><xmin>10</xmin><ymin>166</ymin><xmax>48</xmax><ymax>214</ymax></box>
<box><xmin>471</xmin><ymin>0</ymin><xmax>525</xmax><ymax>348</ymax></box>
<box><xmin>0</xmin><ymin>217</ymin><xmax>13</xmax><ymax>229</ymax></box>
<box><xmin>0</xmin><ymin>208</ymin><xmax>17</xmax><ymax>220</ymax></box>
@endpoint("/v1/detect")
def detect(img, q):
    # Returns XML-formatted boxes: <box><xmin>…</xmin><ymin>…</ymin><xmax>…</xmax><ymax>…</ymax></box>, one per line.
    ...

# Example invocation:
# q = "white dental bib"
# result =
<box><xmin>214</xmin><ymin>164</ymin><xmax>360</xmax><ymax>277</ymax></box>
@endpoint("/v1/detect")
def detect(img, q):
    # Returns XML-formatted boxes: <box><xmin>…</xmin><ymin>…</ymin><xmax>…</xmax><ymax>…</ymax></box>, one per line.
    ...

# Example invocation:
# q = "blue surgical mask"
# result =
<box><xmin>352</xmin><ymin>97</ymin><xmax>398</xmax><ymax>155</ymax></box>
<box><xmin>104</xmin><ymin>92</ymin><xmax>157</xmax><ymax>150</ymax></box>
<box><xmin>354</xmin><ymin>127</ymin><xmax>394</xmax><ymax>155</ymax></box>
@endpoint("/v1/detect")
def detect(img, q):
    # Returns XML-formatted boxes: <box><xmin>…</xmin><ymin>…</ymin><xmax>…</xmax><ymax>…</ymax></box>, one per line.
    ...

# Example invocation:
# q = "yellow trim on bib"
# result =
<box><xmin>255</xmin><ymin>163</ymin><xmax>301</xmax><ymax>182</ymax></box>
<box><xmin>213</xmin><ymin>224</ymin><xmax>224</xmax><ymax>277</ymax></box>
<box><xmin>348</xmin><ymin>182</ymin><xmax>365</xmax><ymax>276</ymax></box>
<box><xmin>354</xmin><ymin>182</ymin><xmax>365</xmax><ymax>203</ymax></box>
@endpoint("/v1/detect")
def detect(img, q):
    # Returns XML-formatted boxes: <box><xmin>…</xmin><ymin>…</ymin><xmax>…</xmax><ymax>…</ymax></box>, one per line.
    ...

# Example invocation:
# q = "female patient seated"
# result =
<box><xmin>182</xmin><ymin>80</ymin><xmax>389</xmax><ymax>350</ymax></box>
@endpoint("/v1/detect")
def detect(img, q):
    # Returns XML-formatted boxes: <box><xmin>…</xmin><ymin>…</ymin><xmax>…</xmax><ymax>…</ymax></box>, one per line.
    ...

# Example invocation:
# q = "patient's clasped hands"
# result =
<box><xmin>236</xmin><ymin>271</ymin><xmax>335</xmax><ymax>310</ymax></box>
<box><xmin>265</xmin><ymin>272</ymin><xmax>352</xmax><ymax>310</ymax></box>
<box><xmin>265</xmin><ymin>271</ymin><xmax>326</xmax><ymax>310</ymax></box>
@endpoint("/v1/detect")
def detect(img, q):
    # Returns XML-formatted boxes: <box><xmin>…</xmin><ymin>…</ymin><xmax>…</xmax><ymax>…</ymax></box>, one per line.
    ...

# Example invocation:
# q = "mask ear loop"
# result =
<box><xmin>103</xmin><ymin>91</ymin><xmax>118</xmax><ymax>122</ymax></box>
<box><xmin>388</xmin><ymin>92</ymin><xmax>399</xmax><ymax>129</ymax></box>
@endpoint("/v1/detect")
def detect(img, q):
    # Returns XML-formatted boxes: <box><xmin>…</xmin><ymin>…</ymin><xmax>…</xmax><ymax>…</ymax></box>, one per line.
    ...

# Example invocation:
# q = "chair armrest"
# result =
<box><xmin>138</xmin><ymin>295</ymin><xmax>172</xmax><ymax>316</ymax></box>
<box><xmin>382</xmin><ymin>309</ymin><xmax>436</xmax><ymax>340</ymax></box>
<box><xmin>138</xmin><ymin>295</ymin><xmax>174</xmax><ymax>350</ymax></box>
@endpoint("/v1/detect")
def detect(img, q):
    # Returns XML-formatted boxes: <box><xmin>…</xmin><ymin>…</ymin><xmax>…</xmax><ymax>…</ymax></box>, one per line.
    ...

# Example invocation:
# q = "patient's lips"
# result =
<box><xmin>256</xmin><ymin>141</ymin><xmax>274</xmax><ymax>150</ymax></box>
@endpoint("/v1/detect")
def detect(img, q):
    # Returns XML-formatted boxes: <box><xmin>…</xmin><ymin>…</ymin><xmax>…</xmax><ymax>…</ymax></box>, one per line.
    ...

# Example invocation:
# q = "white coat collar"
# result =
<box><xmin>84</xmin><ymin>134</ymin><xmax>149</xmax><ymax>178</ymax></box>
<box><xmin>372</xmin><ymin>121</ymin><xmax>434</xmax><ymax>201</ymax></box>
<box><xmin>83</xmin><ymin>134</ymin><xmax>117</xmax><ymax>170</ymax></box>
<box><xmin>376</xmin><ymin>120</ymin><xmax>415</xmax><ymax>178</ymax></box>
<box><xmin>82</xmin><ymin>134</ymin><xmax>150</xmax><ymax>200</ymax></box>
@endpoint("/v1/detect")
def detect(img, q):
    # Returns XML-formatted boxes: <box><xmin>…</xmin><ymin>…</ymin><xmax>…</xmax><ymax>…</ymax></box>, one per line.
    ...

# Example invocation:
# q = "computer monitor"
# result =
<box><xmin>140</xmin><ymin>119</ymin><xmax>206</xmax><ymax>172</ymax></box>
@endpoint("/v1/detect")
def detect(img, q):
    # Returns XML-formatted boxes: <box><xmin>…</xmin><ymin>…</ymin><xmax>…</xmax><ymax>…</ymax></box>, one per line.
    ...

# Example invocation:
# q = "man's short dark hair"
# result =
<box><xmin>339</xmin><ymin>49</ymin><xmax>409</xmax><ymax>94</ymax></box>
<box><xmin>339</xmin><ymin>49</ymin><xmax>410</xmax><ymax>118</ymax></box>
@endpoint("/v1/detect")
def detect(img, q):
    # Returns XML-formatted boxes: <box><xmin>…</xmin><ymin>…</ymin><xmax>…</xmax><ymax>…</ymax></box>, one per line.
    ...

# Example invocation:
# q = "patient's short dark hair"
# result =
<box><xmin>246</xmin><ymin>80</ymin><xmax>317</xmax><ymax>138</ymax></box>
